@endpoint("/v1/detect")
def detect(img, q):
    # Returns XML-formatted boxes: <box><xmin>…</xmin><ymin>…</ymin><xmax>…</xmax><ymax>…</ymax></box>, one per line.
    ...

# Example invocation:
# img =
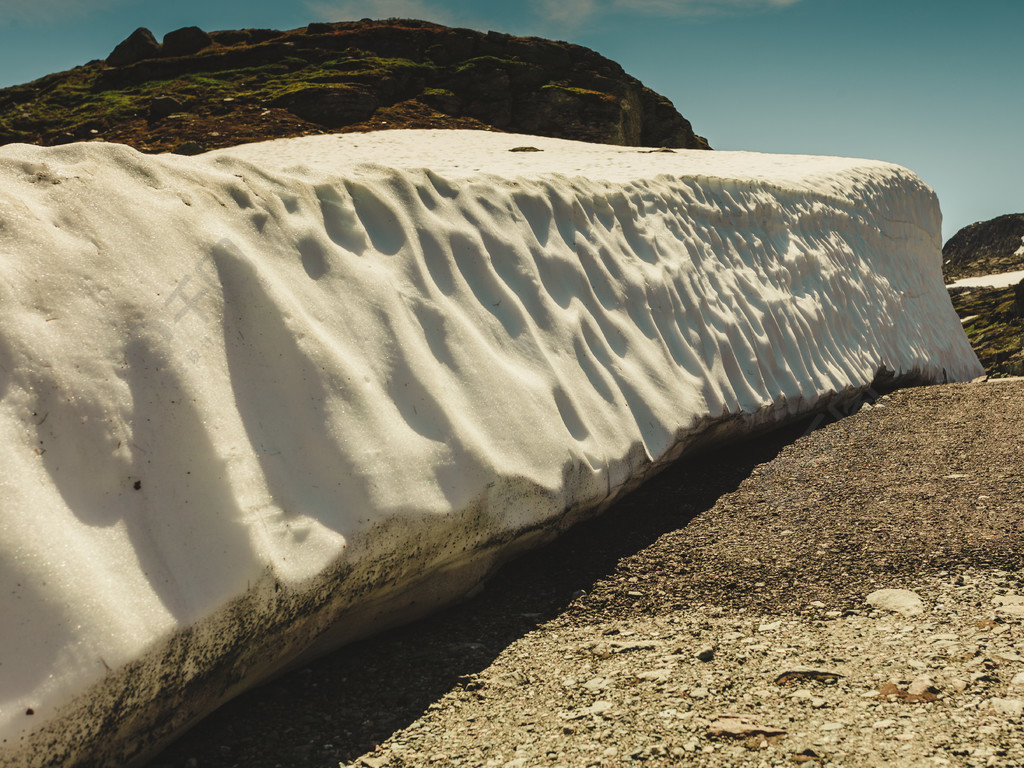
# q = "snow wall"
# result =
<box><xmin>0</xmin><ymin>130</ymin><xmax>983</xmax><ymax>766</ymax></box>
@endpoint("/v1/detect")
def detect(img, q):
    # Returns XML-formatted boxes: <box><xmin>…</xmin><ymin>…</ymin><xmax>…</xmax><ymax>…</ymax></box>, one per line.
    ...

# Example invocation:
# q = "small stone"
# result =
<box><xmin>707</xmin><ymin>716</ymin><xmax>786</xmax><ymax>739</ymax></box>
<box><xmin>775</xmin><ymin>667</ymin><xmax>844</xmax><ymax>686</ymax></box>
<box><xmin>820</xmin><ymin>722</ymin><xmax>843</xmax><ymax>732</ymax></box>
<box><xmin>610</xmin><ymin>639</ymin><xmax>660</xmax><ymax>653</ymax></box>
<box><xmin>990</xmin><ymin>698</ymin><xmax>1024</xmax><ymax>716</ymax></box>
<box><xmin>866</xmin><ymin>589</ymin><xmax>926</xmax><ymax>617</ymax></box>
<box><xmin>689</xmin><ymin>687</ymin><xmax>710</xmax><ymax>699</ymax></box>
<box><xmin>696</xmin><ymin>646</ymin><xmax>715</xmax><ymax>662</ymax></box>
<box><xmin>636</xmin><ymin>669</ymin><xmax>671</xmax><ymax>683</ymax></box>
<box><xmin>908</xmin><ymin>677</ymin><xmax>939</xmax><ymax>696</ymax></box>
<box><xmin>1009</xmin><ymin>672</ymin><xmax>1024</xmax><ymax>689</ymax></box>
<box><xmin>587</xmin><ymin>700</ymin><xmax>614</xmax><ymax>715</ymax></box>
<box><xmin>873</xmin><ymin>719</ymin><xmax>897</xmax><ymax>729</ymax></box>
<box><xmin>581</xmin><ymin>676</ymin><xmax>609</xmax><ymax>692</ymax></box>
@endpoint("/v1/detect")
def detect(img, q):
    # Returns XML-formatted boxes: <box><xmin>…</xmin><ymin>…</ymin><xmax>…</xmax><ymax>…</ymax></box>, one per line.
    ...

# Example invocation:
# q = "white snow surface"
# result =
<box><xmin>946</xmin><ymin>269</ymin><xmax>1024</xmax><ymax>289</ymax></box>
<box><xmin>0</xmin><ymin>129</ymin><xmax>982</xmax><ymax>766</ymax></box>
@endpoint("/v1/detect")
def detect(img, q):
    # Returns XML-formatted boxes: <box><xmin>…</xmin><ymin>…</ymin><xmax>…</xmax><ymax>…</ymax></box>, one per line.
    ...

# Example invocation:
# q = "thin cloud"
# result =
<box><xmin>611</xmin><ymin>0</ymin><xmax>802</xmax><ymax>15</ymax></box>
<box><xmin>0</xmin><ymin>0</ymin><xmax>126</xmax><ymax>24</ymax></box>
<box><xmin>527</xmin><ymin>0</ymin><xmax>800</xmax><ymax>34</ymax></box>
<box><xmin>531</xmin><ymin>0</ymin><xmax>600</xmax><ymax>26</ymax></box>
<box><xmin>304</xmin><ymin>0</ymin><xmax>467</xmax><ymax>27</ymax></box>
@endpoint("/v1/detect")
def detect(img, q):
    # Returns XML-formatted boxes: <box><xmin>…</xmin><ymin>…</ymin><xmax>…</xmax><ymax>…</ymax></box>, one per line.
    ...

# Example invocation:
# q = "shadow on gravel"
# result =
<box><xmin>149</xmin><ymin>417</ymin><xmax>817</xmax><ymax>768</ymax></box>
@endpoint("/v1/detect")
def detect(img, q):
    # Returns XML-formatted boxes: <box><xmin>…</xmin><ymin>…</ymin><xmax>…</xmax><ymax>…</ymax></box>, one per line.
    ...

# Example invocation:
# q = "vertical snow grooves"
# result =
<box><xmin>0</xmin><ymin>132</ymin><xmax>982</xmax><ymax>768</ymax></box>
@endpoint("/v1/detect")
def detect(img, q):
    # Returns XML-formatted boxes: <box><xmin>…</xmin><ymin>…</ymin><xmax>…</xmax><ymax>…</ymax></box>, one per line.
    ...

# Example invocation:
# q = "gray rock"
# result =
<box><xmin>866</xmin><ymin>588</ymin><xmax>926</xmax><ymax>617</ymax></box>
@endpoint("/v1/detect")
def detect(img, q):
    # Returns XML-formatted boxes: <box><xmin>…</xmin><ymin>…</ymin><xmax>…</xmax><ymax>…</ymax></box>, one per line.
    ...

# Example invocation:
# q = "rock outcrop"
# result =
<box><xmin>943</xmin><ymin>213</ymin><xmax>1024</xmax><ymax>282</ymax></box>
<box><xmin>0</xmin><ymin>19</ymin><xmax>710</xmax><ymax>154</ymax></box>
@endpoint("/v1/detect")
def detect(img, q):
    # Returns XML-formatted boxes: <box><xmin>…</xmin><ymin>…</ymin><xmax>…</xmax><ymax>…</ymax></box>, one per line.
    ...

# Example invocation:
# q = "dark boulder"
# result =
<box><xmin>107</xmin><ymin>27</ymin><xmax>161</xmax><ymax>67</ymax></box>
<box><xmin>172</xmin><ymin>141</ymin><xmax>206</xmax><ymax>155</ymax></box>
<box><xmin>148</xmin><ymin>96</ymin><xmax>184</xmax><ymax>121</ymax></box>
<box><xmin>273</xmin><ymin>87</ymin><xmax>379</xmax><ymax>128</ymax></box>
<box><xmin>162</xmin><ymin>27</ymin><xmax>212</xmax><ymax>58</ymax></box>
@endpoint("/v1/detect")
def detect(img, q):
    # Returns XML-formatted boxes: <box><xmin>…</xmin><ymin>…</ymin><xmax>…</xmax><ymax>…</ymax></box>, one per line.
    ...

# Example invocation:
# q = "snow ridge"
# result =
<box><xmin>0</xmin><ymin>131</ymin><xmax>981</xmax><ymax>766</ymax></box>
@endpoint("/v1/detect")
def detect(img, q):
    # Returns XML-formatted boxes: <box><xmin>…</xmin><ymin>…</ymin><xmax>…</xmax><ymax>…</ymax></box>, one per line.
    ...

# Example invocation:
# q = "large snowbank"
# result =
<box><xmin>0</xmin><ymin>130</ymin><xmax>982</xmax><ymax>766</ymax></box>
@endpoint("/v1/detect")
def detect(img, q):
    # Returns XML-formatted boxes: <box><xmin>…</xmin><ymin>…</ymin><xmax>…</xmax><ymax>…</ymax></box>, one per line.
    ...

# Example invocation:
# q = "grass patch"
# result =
<box><xmin>949</xmin><ymin>285</ymin><xmax>1024</xmax><ymax>377</ymax></box>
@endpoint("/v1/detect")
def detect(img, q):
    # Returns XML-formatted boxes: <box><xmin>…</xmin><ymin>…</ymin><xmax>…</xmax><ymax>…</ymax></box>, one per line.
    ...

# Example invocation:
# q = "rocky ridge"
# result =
<box><xmin>0</xmin><ymin>19</ymin><xmax>710</xmax><ymax>155</ymax></box>
<box><xmin>943</xmin><ymin>214</ymin><xmax>1024</xmax><ymax>282</ymax></box>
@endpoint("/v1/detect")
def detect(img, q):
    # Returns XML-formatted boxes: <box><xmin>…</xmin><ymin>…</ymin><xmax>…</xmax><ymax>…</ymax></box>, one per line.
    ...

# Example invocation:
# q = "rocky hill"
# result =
<box><xmin>942</xmin><ymin>213</ymin><xmax>1024</xmax><ymax>282</ymax></box>
<box><xmin>0</xmin><ymin>19</ymin><xmax>710</xmax><ymax>155</ymax></box>
<box><xmin>943</xmin><ymin>213</ymin><xmax>1024</xmax><ymax>378</ymax></box>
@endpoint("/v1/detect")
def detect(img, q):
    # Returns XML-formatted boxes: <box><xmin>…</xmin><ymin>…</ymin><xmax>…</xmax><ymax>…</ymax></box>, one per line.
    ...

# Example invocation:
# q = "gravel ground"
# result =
<box><xmin>149</xmin><ymin>379</ymin><xmax>1024</xmax><ymax>768</ymax></box>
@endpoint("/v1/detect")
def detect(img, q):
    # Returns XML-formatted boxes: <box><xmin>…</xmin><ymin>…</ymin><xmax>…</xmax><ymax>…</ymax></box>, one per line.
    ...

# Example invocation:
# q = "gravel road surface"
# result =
<box><xmin>150</xmin><ymin>379</ymin><xmax>1024</xmax><ymax>768</ymax></box>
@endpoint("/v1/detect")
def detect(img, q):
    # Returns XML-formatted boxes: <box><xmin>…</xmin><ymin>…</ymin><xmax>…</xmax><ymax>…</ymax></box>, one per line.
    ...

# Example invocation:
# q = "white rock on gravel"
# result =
<box><xmin>866</xmin><ymin>588</ymin><xmax>927</xmax><ymax>616</ymax></box>
<box><xmin>993</xmin><ymin>594</ymin><xmax>1024</xmax><ymax>617</ymax></box>
<box><xmin>989</xmin><ymin>698</ymin><xmax>1024</xmax><ymax>717</ymax></box>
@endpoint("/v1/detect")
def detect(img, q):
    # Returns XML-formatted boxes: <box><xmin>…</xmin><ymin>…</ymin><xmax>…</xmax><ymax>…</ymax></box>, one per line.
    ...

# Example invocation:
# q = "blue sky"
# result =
<box><xmin>0</xmin><ymin>0</ymin><xmax>1020</xmax><ymax>242</ymax></box>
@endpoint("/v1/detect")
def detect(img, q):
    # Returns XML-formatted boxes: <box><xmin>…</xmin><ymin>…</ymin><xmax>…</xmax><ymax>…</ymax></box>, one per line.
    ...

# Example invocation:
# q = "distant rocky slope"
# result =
<box><xmin>942</xmin><ymin>213</ymin><xmax>1024</xmax><ymax>282</ymax></box>
<box><xmin>0</xmin><ymin>19</ymin><xmax>710</xmax><ymax>154</ymax></box>
<box><xmin>943</xmin><ymin>213</ymin><xmax>1024</xmax><ymax>377</ymax></box>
